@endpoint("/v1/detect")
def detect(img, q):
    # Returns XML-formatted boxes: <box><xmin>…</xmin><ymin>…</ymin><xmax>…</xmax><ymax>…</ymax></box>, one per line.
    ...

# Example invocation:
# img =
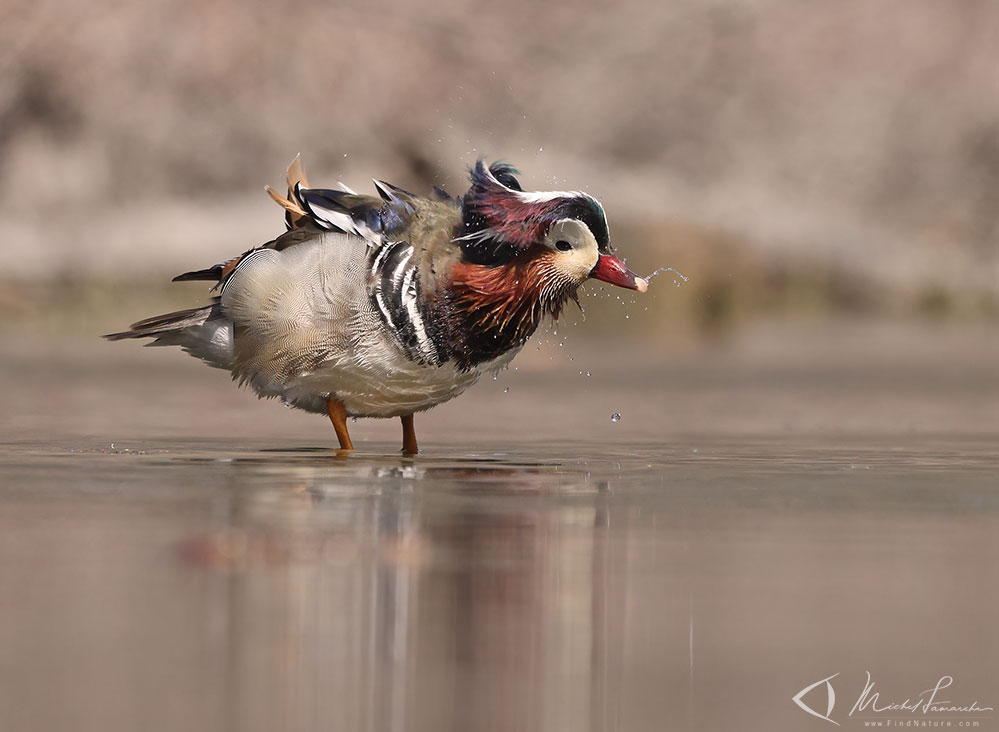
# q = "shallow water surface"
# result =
<box><xmin>2</xmin><ymin>436</ymin><xmax>997</xmax><ymax>732</ymax></box>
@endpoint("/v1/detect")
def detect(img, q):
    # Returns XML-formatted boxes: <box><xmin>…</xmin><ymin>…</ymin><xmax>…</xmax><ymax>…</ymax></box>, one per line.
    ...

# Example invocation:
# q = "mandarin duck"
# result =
<box><xmin>106</xmin><ymin>157</ymin><xmax>647</xmax><ymax>453</ymax></box>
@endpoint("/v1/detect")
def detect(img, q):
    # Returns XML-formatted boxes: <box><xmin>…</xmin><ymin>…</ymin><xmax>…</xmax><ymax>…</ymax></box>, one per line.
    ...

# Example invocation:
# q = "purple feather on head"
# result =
<box><xmin>459</xmin><ymin>161</ymin><xmax>612</xmax><ymax>253</ymax></box>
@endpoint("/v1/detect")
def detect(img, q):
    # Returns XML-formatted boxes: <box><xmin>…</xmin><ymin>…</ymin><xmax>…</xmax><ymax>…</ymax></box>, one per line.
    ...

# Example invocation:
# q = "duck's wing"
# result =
<box><xmin>269</xmin><ymin>154</ymin><xmax>458</xmax><ymax>249</ymax></box>
<box><xmin>174</xmin><ymin>156</ymin><xmax>461</xmax><ymax>293</ymax></box>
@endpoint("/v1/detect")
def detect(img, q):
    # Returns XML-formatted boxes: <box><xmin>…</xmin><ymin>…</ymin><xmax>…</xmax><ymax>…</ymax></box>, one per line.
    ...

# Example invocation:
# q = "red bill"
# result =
<box><xmin>589</xmin><ymin>254</ymin><xmax>648</xmax><ymax>292</ymax></box>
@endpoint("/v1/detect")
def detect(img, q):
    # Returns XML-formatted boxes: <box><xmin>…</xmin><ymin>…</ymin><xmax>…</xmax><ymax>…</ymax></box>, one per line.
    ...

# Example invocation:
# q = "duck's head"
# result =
<box><xmin>459</xmin><ymin>161</ymin><xmax>647</xmax><ymax>294</ymax></box>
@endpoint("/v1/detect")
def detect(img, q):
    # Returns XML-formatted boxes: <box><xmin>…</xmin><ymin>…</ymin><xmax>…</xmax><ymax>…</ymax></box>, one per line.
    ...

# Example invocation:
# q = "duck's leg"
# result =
<box><xmin>401</xmin><ymin>414</ymin><xmax>418</xmax><ymax>455</ymax></box>
<box><xmin>326</xmin><ymin>397</ymin><xmax>354</xmax><ymax>450</ymax></box>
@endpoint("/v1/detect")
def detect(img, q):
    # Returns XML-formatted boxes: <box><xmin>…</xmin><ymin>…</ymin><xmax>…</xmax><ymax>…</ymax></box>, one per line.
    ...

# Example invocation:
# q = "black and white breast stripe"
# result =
<box><xmin>369</xmin><ymin>241</ymin><xmax>442</xmax><ymax>365</ymax></box>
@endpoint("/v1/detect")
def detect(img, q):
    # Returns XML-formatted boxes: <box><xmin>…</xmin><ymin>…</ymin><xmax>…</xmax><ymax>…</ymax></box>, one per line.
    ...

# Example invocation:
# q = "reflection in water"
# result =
<box><xmin>2</xmin><ymin>441</ymin><xmax>997</xmax><ymax>732</ymax></box>
<box><xmin>180</xmin><ymin>459</ymin><xmax>629</xmax><ymax>732</ymax></box>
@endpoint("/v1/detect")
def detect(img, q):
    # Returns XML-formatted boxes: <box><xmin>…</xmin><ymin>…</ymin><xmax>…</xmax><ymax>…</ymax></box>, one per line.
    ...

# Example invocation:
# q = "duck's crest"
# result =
<box><xmin>459</xmin><ymin>160</ymin><xmax>611</xmax><ymax>255</ymax></box>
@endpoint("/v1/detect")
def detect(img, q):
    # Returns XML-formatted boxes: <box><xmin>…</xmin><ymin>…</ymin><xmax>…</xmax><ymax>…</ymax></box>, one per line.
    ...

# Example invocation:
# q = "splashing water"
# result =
<box><xmin>645</xmin><ymin>266</ymin><xmax>690</xmax><ymax>288</ymax></box>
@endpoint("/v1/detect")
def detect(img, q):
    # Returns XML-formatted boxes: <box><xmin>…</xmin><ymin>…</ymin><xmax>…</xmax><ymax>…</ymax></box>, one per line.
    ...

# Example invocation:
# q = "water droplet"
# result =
<box><xmin>503</xmin><ymin>387</ymin><xmax>509</xmax><ymax>393</ymax></box>
<box><xmin>645</xmin><ymin>266</ymin><xmax>689</xmax><ymax>284</ymax></box>
<box><xmin>610</xmin><ymin>413</ymin><xmax>621</xmax><ymax>422</ymax></box>
<box><xmin>351</xmin><ymin>417</ymin><xmax>357</xmax><ymax>423</ymax></box>
<box><xmin>585</xmin><ymin>371</ymin><xmax>591</xmax><ymax>377</ymax></box>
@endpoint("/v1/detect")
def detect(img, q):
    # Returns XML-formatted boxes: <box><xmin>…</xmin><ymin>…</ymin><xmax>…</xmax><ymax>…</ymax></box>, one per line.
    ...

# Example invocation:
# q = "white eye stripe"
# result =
<box><xmin>547</xmin><ymin>219</ymin><xmax>593</xmax><ymax>246</ymax></box>
<box><xmin>516</xmin><ymin>189</ymin><xmax>583</xmax><ymax>203</ymax></box>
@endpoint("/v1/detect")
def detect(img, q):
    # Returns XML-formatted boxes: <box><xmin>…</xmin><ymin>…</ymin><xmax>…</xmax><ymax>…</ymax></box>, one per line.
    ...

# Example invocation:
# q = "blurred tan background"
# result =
<box><xmin>1</xmin><ymin>0</ymin><xmax>996</xmax><ymax>340</ymax></box>
<box><xmin>2</xmin><ymin>8</ymin><xmax>997</xmax><ymax>731</ymax></box>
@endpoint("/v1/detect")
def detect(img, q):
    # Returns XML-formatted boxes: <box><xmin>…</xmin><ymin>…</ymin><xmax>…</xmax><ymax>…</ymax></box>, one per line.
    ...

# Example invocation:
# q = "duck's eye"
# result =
<box><xmin>555</xmin><ymin>240</ymin><xmax>573</xmax><ymax>251</ymax></box>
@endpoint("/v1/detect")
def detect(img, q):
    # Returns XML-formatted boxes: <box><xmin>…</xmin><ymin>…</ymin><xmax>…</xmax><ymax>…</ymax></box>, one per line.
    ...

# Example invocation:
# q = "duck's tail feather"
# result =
<box><xmin>104</xmin><ymin>305</ymin><xmax>216</xmax><ymax>340</ymax></box>
<box><xmin>103</xmin><ymin>304</ymin><xmax>233</xmax><ymax>370</ymax></box>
